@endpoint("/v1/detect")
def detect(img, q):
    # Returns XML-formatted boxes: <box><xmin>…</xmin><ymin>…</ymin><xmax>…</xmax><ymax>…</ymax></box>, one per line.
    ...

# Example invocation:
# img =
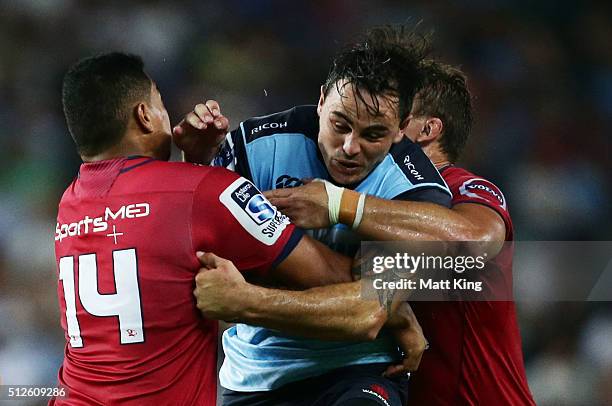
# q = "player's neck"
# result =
<box><xmin>81</xmin><ymin>133</ymin><xmax>153</xmax><ymax>163</ymax></box>
<box><xmin>421</xmin><ymin>143</ymin><xmax>450</xmax><ymax>169</ymax></box>
<box><xmin>433</xmin><ymin>158</ymin><xmax>451</xmax><ymax>170</ymax></box>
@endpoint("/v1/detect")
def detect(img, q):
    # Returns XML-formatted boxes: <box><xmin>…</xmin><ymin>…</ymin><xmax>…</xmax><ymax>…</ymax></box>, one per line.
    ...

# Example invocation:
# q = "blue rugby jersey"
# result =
<box><xmin>213</xmin><ymin>105</ymin><xmax>451</xmax><ymax>391</ymax></box>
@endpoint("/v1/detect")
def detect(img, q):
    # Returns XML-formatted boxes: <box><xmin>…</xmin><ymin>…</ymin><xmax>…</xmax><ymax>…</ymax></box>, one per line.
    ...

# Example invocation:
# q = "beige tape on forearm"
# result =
<box><xmin>339</xmin><ymin>189</ymin><xmax>361</xmax><ymax>227</ymax></box>
<box><xmin>318</xmin><ymin>179</ymin><xmax>365</xmax><ymax>228</ymax></box>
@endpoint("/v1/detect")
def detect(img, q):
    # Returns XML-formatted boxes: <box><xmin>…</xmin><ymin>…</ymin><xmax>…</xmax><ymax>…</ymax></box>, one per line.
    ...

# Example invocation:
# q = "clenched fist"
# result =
<box><xmin>173</xmin><ymin>100</ymin><xmax>229</xmax><ymax>164</ymax></box>
<box><xmin>193</xmin><ymin>252</ymin><xmax>249</xmax><ymax>322</ymax></box>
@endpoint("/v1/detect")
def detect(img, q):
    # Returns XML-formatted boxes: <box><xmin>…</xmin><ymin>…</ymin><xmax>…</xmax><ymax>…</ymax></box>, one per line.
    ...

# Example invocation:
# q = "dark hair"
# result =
<box><xmin>322</xmin><ymin>24</ymin><xmax>431</xmax><ymax>121</ymax></box>
<box><xmin>62</xmin><ymin>52</ymin><xmax>152</xmax><ymax>156</ymax></box>
<box><xmin>412</xmin><ymin>60</ymin><xmax>473</xmax><ymax>162</ymax></box>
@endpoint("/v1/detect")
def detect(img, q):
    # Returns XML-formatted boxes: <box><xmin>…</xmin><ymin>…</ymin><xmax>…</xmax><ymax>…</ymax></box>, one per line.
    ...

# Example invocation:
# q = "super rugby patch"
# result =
<box><xmin>219</xmin><ymin>177</ymin><xmax>290</xmax><ymax>245</ymax></box>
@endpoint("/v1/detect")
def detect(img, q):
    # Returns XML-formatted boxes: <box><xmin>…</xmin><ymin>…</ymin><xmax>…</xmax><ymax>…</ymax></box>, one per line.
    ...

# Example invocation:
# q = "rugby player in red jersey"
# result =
<box><xmin>52</xmin><ymin>52</ymin><xmax>421</xmax><ymax>405</ymax></box>
<box><xmin>192</xmin><ymin>60</ymin><xmax>536</xmax><ymax>405</ymax></box>
<box><xmin>400</xmin><ymin>60</ymin><xmax>535</xmax><ymax>405</ymax></box>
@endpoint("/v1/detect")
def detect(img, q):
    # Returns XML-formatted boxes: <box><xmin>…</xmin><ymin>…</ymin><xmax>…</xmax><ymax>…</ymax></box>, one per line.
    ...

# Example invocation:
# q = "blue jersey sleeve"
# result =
<box><xmin>387</xmin><ymin>138</ymin><xmax>452</xmax><ymax>205</ymax></box>
<box><xmin>393</xmin><ymin>187</ymin><xmax>451</xmax><ymax>207</ymax></box>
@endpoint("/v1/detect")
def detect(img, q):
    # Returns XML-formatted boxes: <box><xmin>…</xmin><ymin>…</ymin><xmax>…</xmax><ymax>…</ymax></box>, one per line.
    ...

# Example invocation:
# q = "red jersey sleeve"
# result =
<box><xmin>444</xmin><ymin>167</ymin><xmax>512</xmax><ymax>239</ymax></box>
<box><xmin>191</xmin><ymin>167</ymin><xmax>303</xmax><ymax>274</ymax></box>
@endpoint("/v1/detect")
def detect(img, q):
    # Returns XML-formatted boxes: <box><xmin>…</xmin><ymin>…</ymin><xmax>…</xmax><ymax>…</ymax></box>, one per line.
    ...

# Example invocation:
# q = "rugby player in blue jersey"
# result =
<box><xmin>175</xmin><ymin>26</ymin><xmax>450</xmax><ymax>406</ymax></box>
<box><xmin>190</xmin><ymin>60</ymin><xmax>536</xmax><ymax>405</ymax></box>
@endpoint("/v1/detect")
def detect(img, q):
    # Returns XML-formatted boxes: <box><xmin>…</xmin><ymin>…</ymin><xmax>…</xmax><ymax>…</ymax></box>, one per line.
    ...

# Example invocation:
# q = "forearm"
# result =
<box><xmin>229</xmin><ymin>277</ymin><xmax>417</xmax><ymax>342</ymax></box>
<box><xmin>233</xmin><ymin>281</ymin><xmax>388</xmax><ymax>341</ymax></box>
<box><xmin>354</xmin><ymin>197</ymin><xmax>457</xmax><ymax>241</ymax></box>
<box><xmin>357</xmin><ymin>197</ymin><xmax>493</xmax><ymax>243</ymax></box>
<box><xmin>354</xmin><ymin>197</ymin><xmax>505</xmax><ymax>258</ymax></box>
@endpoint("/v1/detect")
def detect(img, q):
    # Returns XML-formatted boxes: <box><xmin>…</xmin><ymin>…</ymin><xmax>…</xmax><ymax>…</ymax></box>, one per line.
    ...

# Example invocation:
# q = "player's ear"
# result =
<box><xmin>317</xmin><ymin>86</ymin><xmax>326</xmax><ymax>115</ymax></box>
<box><xmin>135</xmin><ymin>102</ymin><xmax>155</xmax><ymax>134</ymax></box>
<box><xmin>425</xmin><ymin>117</ymin><xmax>443</xmax><ymax>141</ymax></box>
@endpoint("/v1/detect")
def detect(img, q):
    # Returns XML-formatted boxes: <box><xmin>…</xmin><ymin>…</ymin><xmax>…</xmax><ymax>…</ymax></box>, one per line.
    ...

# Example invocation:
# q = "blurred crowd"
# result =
<box><xmin>0</xmin><ymin>1</ymin><xmax>609</xmax><ymax>405</ymax></box>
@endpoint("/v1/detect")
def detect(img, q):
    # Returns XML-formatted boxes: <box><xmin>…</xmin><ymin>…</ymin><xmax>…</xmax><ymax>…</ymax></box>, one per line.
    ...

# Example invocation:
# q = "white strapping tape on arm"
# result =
<box><xmin>314</xmin><ymin>179</ymin><xmax>344</xmax><ymax>225</ymax></box>
<box><xmin>352</xmin><ymin>193</ymin><xmax>366</xmax><ymax>230</ymax></box>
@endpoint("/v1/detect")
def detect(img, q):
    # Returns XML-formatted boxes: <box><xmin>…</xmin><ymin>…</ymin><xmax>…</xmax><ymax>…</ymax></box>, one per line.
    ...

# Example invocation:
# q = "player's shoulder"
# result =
<box><xmin>236</xmin><ymin>105</ymin><xmax>319</xmax><ymax>144</ymax></box>
<box><xmin>131</xmin><ymin>160</ymin><xmax>239</xmax><ymax>192</ymax></box>
<box><xmin>146</xmin><ymin>159</ymin><xmax>209</xmax><ymax>177</ymax></box>
<box><xmin>388</xmin><ymin>138</ymin><xmax>449</xmax><ymax>189</ymax></box>
<box><xmin>442</xmin><ymin>166</ymin><xmax>507</xmax><ymax>210</ymax></box>
<box><xmin>441</xmin><ymin>166</ymin><xmax>472</xmax><ymax>188</ymax></box>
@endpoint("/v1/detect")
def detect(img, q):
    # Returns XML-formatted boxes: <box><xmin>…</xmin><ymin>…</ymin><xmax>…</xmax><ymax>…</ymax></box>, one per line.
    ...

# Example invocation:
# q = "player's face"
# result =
<box><xmin>147</xmin><ymin>83</ymin><xmax>172</xmax><ymax>160</ymax></box>
<box><xmin>317</xmin><ymin>81</ymin><xmax>403</xmax><ymax>186</ymax></box>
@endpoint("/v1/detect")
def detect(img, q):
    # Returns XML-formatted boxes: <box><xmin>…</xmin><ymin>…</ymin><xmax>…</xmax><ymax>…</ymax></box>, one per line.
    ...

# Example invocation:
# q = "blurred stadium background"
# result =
<box><xmin>0</xmin><ymin>1</ymin><xmax>609</xmax><ymax>405</ymax></box>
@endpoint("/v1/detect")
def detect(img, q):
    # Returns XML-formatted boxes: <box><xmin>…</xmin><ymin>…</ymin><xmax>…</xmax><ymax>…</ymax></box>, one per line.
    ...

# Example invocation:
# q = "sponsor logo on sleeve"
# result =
<box><xmin>220</xmin><ymin>178</ymin><xmax>290</xmax><ymax>245</ymax></box>
<box><xmin>403</xmin><ymin>154</ymin><xmax>425</xmax><ymax>181</ymax></box>
<box><xmin>459</xmin><ymin>178</ymin><xmax>506</xmax><ymax>209</ymax></box>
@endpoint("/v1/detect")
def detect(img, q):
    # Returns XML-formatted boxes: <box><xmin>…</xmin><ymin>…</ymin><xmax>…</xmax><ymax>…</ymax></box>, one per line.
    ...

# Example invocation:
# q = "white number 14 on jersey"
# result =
<box><xmin>59</xmin><ymin>249</ymin><xmax>144</xmax><ymax>347</ymax></box>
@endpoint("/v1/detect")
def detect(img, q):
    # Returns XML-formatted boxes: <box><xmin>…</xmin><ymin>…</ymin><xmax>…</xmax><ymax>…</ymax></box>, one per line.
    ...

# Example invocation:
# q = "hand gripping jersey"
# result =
<box><xmin>410</xmin><ymin>166</ymin><xmax>536</xmax><ymax>405</ymax></box>
<box><xmin>52</xmin><ymin>157</ymin><xmax>301</xmax><ymax>405</ymax></box>
<box><xmin>213</xmin><ymin>105</ymin><xmax>452</xmax><ymax>391</ymax></box>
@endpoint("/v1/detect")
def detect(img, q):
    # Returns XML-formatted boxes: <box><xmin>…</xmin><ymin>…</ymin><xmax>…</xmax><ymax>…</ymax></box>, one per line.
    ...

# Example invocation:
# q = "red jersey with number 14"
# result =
<box><xmin>52</xmin><ymin>157</ymin><xmax>301</xmax><ymax>406</ymax></box>
<box><xmin>411</xmin><ymin>166</ymin><xmax>535</xmax><ymax>405</ymax></box>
